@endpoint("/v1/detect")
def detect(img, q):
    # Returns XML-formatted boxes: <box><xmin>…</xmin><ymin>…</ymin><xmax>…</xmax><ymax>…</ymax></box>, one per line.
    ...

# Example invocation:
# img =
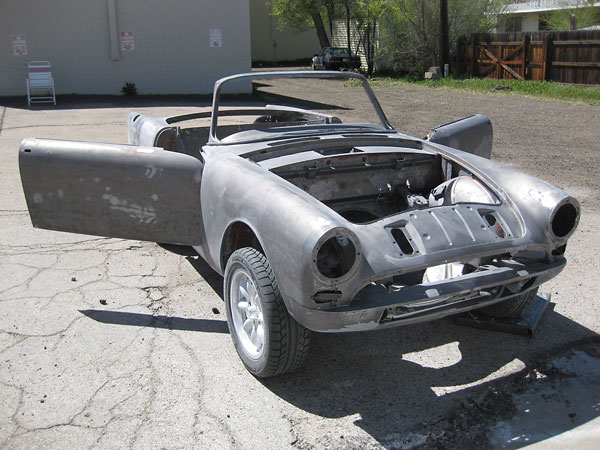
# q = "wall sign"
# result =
<box><xmin>210</xmin><ymin>28</ymin><xmax>222</xmax><ymax>48</ymax></box>
<box><xmin>120</xmin><ymin>32</ymin><xmax>135</xmax><ymax>51</ymax></box>
<box><xmin>11</xmin><ymin>35</ymin><xmax>28</xmax><ymax>56</ymax></box>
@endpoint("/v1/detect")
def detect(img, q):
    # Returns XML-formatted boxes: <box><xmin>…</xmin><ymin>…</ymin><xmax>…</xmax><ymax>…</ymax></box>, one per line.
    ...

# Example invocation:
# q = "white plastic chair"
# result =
<box><xmin>26</xmin><ymin>61</ymin><xmax>56</xmax><ymax>106</ymax></box>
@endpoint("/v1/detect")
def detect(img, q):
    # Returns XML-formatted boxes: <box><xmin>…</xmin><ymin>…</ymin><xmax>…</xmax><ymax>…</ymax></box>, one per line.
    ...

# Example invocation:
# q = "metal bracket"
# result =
<box><xmin>454</xmin><ymin>292</ymin><xmax>551</xmax><ymax>338</ymax></box>
<box><xmin>306</xmin><ymin>166</ymin><xmax>318</xmax><ymax>179</ymax></box>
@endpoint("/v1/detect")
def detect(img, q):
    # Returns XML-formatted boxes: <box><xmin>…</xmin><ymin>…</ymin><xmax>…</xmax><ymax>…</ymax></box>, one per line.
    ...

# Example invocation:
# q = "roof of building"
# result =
<box><xmin>504</xmin><ymin>0</ymin><xmax>600</xmax><ymax>15</ymax></box>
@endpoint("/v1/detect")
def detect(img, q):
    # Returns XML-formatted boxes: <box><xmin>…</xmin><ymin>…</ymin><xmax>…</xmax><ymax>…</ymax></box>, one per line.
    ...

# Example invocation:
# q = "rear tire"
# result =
<box><xmin>478</xmin><ymin>287</ymin><xmax>538</xmax><ymax>318</ymax></box>
<box><xmin>224</xmin><ymin>247</ymin><xmax>311</xmax><ymax>377</ymax></box>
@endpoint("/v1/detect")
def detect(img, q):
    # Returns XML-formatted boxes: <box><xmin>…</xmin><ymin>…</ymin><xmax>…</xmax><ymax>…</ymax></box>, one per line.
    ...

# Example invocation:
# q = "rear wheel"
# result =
<box><xmin>478</xmin><ymin>288</ymin><xmax>538</xmax><ymax>318</ymax></box>
<box><xmin>224</xmin><ymin>247</ymin><xmax>311</xmax><ymax>377</ymax></box>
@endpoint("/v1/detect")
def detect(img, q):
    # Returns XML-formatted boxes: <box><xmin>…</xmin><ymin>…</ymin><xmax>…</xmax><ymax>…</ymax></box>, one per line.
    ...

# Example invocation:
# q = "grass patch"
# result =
<box><xmin>381</xmin><ymin>77</ymin><xmax>600</xmax><ymax>105</ymax></box>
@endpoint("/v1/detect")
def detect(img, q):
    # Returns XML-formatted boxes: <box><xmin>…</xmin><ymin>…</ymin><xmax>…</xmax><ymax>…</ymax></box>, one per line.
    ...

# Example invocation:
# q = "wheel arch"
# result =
<box><xmin>220</xmin><ymin>221</ymin><xmax>265</xmax><ymax>272</ymax></box>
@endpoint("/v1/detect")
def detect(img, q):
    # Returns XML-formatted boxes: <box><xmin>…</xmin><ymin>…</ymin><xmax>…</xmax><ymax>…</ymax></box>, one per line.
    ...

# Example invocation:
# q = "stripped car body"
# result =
<box><xmin>19</xmin><ymin>71</ymin><xmax>580</xmax><ymax>376</ymax></box>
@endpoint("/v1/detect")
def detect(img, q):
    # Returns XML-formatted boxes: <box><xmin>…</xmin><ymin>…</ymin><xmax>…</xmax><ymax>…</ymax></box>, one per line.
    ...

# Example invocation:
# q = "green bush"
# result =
<box><xmin>121</xmin><ymin>82</ymin><xmax>138</xmax><ymax>96</ymax></box>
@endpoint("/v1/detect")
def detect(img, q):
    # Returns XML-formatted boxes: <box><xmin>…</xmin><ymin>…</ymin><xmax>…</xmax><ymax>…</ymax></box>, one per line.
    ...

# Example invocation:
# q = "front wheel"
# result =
<box><xmin>224</xmin><ymin>248</ymin><xmax>311</xmax><ymax>377</ymax></box>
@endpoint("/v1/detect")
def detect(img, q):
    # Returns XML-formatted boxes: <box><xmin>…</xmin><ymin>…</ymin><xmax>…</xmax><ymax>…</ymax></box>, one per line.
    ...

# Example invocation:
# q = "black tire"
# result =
<box><xmin>224</xmin><ymin>247</ymin><xmax>311</xmax><ymax>377</ymax></box>
<box><xmin>478</xmin><ymin>287</ymin><xmax>538</xmax><ymax>318</ymax></box>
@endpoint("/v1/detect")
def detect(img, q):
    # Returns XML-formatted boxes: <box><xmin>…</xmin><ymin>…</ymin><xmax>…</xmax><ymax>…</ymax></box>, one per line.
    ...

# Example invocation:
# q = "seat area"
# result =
<box><xmin>26</xmin><ymin>61</ymin><xmax>56</xmax><ymax>106</ymax></box>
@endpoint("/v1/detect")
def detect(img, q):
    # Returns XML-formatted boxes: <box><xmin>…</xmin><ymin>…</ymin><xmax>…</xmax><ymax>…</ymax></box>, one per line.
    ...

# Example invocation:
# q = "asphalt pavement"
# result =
<box><xmin>1</xmin><ymin>88</ymin><xmax>599</xmax><ymax>449</ymax></box>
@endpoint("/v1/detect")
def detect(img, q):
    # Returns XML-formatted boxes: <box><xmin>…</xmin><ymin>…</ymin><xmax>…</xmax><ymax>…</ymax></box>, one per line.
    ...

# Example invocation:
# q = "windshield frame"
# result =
<box><xmin>208</xmin><ymin>71</ymin><xmax>394</xmax><ymax>144</ymax></box>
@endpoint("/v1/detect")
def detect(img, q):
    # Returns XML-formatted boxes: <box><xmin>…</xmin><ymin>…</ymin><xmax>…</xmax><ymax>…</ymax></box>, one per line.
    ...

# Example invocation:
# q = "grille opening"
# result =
<box><xmin>389</xmin><ymin>269</ymin><xmax>426</xmax><ymax>288</ymax></box>
<box><xmin>313</xmin><ymin>290</ymin><xmax>342</xmax><ymax>303</ymax></box>
<box><xmin>521</xmin><ymin>277</ymin><xmax>536</xmax><ymax>292</ymax></box>
<box><xmin>380</xmin><ymin>284</ymin><xmax>507</xmax><ymax>322</ymax></box>
<box><xmin>391</xmin><ymin>228</ymin><xmax>414</xmax><ymax>255</ymax></box>
<box><xmin>552</xmin><ymin>203</ymin><xmax>578</xmax><ymax>238</ymax></box>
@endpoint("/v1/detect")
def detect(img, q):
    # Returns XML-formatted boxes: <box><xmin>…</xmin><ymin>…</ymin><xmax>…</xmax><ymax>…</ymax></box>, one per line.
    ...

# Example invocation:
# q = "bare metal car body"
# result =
<box><xmin>19</xmin><ymin>71</ymin><xmax>580</xmax><ymax>376</ymax></box>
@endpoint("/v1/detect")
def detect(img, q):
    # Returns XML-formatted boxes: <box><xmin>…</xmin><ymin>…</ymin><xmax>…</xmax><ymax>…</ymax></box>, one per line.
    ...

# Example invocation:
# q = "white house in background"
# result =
<box><xmin>500</xmin><ymin>0</ymin><xmax>600</xmax><ymax>32</ymax></box>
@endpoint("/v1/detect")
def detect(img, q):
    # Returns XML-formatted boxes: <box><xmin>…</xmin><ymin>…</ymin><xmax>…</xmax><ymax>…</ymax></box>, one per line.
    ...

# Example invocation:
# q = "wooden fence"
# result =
<box><xmin>456</xmin><ymin>30</ymin><xmax>600</xmax><ymax>84</ymax></box>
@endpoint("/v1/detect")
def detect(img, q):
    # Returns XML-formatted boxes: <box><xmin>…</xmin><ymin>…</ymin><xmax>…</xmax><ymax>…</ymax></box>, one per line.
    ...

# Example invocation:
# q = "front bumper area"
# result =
<box><xmin>287</xmin><ymin>258</ymin><xmax>565</xmax><ymax>332</ymax></box>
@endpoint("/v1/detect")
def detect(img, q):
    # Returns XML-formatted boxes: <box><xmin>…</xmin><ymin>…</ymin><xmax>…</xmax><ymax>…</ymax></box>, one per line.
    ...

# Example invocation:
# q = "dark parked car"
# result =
<box><xmin>312</xmin><ymin>47</ymin><xmax>361</xmax><ymax>70</ymax></box>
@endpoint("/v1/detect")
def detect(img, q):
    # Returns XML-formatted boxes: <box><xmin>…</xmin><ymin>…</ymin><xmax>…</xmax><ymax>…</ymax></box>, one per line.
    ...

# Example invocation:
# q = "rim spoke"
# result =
<box><xmin>247</xmin><ymin>282</ymin><xmax>257</xmax><ymax>303</ymax></box>
<box><xmin>256</xmin><ymin>324</ymin><xmax>264</xmax><ymax>343</ymax></box>
<box><xmin>237</xmin><ymin>301</ymin><xmax>249</xmax><ymax>312</ymax></box>
<box><xmin>239</xmin><ymin>284</ymin><xmax>250</xmax><ymax>301</ymax></box>
<box><xmin>242</xmin><ymin>318</ymin><xmax>254</xmax><ymax>335</ymax></box>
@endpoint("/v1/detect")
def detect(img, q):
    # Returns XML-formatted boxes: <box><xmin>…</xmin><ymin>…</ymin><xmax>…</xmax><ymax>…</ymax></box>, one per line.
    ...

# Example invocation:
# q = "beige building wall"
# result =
<box><xmin>250</xmin><ymin>0</ymin><xmax>321</xmax><ymax>62</ymax></box>
<box><xmin>0</xmin><ymin>0</ymin><xmax>251</xmax><ymax>96</ymax></box>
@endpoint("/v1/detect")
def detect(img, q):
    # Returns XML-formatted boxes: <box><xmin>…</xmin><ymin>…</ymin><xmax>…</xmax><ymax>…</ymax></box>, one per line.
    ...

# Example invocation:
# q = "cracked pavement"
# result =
<box><xmin>1</xmin><ymin>86</ymin><xmax>599</xmax><ymax>449</ymax></box>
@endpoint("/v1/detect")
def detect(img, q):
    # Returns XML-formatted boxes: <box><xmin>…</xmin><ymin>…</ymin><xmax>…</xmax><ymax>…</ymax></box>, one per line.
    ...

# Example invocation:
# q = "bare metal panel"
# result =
<box><xmin>428</xmin><ymin>114</ymin><xmax>493</xmax><ymax>159</ymax></box>
<box><xmin>19</xmin><ymin>138</ymin><xmax>204</xmax><ymax>245</ymax></box>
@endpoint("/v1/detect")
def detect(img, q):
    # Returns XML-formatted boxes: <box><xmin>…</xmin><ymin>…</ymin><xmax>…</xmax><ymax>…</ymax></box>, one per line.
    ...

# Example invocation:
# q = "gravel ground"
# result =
<box><xmin>0</xmin><ymin>79</ymin><xmax>599</xmax><ymax>449</ymax></box>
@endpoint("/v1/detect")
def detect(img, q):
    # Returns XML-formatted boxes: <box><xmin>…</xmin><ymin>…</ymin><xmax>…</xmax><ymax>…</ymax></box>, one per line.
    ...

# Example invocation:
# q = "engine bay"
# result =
<box><xmin>270</xmin><ymin>146</ymin><xmax>494</xmax><ymax>224</ymax></box>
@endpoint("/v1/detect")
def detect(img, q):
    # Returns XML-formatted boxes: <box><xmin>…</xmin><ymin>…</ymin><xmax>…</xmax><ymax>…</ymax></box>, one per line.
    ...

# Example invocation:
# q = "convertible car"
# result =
<box><xmin>19</xmin><ymin>71</ymin><xmax>580</xmax><ymax>377</ymax></box>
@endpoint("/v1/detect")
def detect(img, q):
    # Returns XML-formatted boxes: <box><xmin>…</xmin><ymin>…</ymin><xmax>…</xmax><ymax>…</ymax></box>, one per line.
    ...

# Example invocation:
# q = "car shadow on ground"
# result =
<box><xmin>253</xmin><ymin>82</ymin><xmax>352</xmax><ymax>112</ymax></box>
<box><xmin>185</xmin><ymin>255</ymin><xmax>224</xmax><ymax>299</ymax></box>
<box><xmin>79</xmin><ymin>309</ymin><xmax>229</xmax><ymax>334</ymax></box>
<box><xmin>83</xmin><ymin>247</ymin><xmax>600</xmax><ymax>448</ymax></box>
<box><xmin>157</xmin><ymin>244</ymin><xmax>224</xmax><ymax>297</ymax></box>
<box><xmin>262</xmin><ymin>312</ymin><xmax>600</xmax><ymax>448</ymax></box>
<box><xmin>174</xmin><ymin>245</ymin><xmax>600</xmax><ymax>448</ymax></box>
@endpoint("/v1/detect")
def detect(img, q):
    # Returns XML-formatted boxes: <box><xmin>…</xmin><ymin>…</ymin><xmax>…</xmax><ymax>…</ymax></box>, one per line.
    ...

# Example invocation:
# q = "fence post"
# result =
<box><xmin>543</xmin><ymin>34</ymin><xmax>553</xmax><ymax>81</ymax></box>
<box><xmin>522</xmin><ymin>33</ymin><xmax>530</xmax><ymax>80</ymax></box>
<box><xmin>470</xmin><ymin>35</ymin><xmax>478</xmax><ymax>78</ymax></box>
<box><xmin>456</xmin><ymin>36</ymin><xmax>464</xmax><ymax>76</ymax></box>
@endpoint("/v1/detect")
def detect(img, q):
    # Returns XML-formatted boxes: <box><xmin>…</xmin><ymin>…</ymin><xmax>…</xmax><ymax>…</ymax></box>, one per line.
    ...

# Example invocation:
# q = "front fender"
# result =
<box><xmin>200</xmin><ymin>151</ymin><xmax>343</xmax><ymax>305</ymax></box>
<box><xmin>434</xmin><ymin>144</ymin><xmax>580</xmax><ymax>252</ymax></box>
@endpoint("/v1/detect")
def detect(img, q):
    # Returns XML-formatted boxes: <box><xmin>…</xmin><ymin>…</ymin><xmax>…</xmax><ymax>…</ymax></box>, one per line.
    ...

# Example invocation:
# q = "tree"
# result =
<box><xmin>270</xmin><ymin>0</ymin><xmax>389</xmax><ymax>74</ymax></box>
<box><xmin>353</xmin><ymin>0</ymin><xmax>389</xmax><ymax>74</ymax></box>
<box><xmin>380</xmin><ymin>0</ymin><xmax>503</xmax><ymax>77</ymax></box>
<box><xmin>336</xmin><ymin>0</ymin><xmax>358</xmax><ymax>70</ymax></box>
<box><xmin>269</xmin><ymin>0</ymin><xmax>331</xmax><ymax>48</ymax></box>
<box><xmin>542</xmin><ymin>1</ymin><xmax>600</xmax><ymax>30</ymax></box>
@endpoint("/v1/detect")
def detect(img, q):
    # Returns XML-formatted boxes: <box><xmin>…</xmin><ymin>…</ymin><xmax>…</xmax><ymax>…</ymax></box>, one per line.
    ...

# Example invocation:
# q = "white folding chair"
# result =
<box><xmin>26</xmin><ymin>61</ymin><xmax>56</xmax><ymax>106</ymax></box>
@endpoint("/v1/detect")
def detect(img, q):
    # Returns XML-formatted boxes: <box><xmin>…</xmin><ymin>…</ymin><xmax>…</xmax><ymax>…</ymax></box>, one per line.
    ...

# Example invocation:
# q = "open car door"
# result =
<box><xmin>428</xmin><ymin>114</ymin><xmax>493</xmax><ymax>159</ymax></box>
<box><xmin>19</xmin><ymin>138</ymin><xmax>204</xmax><ymax>245</ymax></box>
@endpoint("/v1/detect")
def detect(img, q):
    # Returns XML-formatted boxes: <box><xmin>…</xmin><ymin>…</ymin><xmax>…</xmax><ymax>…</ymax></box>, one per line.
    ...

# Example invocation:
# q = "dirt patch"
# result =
<box><xmin>257</xmin><ymin>79</ymin><xmax>599</xmax><ymax>211</ymax></box>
